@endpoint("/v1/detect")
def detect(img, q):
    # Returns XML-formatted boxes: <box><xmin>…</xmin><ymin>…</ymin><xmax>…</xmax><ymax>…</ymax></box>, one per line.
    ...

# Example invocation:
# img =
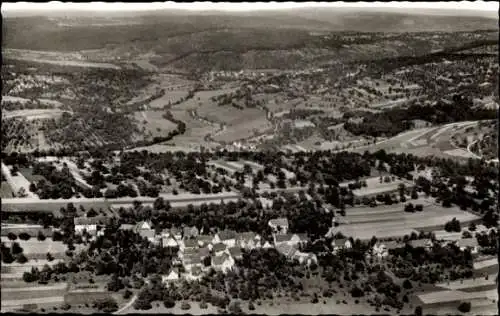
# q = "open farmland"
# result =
<box><xmin>332</xmin><ymin>199</ymin><xmax>481</xmax><ymax>240</ymax></box>
<box><xmin>133</xmin><ymin>111</ymin><xmax>178</xmax><ymax>139</ymax></box>
<box><xmin>2</xmin><ymin>95</ymin><xmax>64</xmax><ymax>108</ymax></box>
<box><xmin>1</xmin><ymin>181</ymin><xmax>15</xmax><ymax>198</ymax></box>
<box><xmin>2</xmin><ymin>109</ymin><xmax>72</xmax><ymax>121</ymax></box>
<box><xmin>1</xmin><ymin>223</ymin><xmax>53</xmax><ymax>237</ymax></box>
<box><xmin>1</xmin><ymin>238</ymin><xmax>72</xmax><ymax>259</ymax></box>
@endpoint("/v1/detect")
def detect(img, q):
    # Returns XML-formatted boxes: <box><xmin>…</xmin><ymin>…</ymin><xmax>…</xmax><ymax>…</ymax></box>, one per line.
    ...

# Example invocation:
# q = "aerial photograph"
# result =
<box><xmin>0</xmin><ymin>1</ymin><xmax>498</xmax><ymax>315</ymax></box>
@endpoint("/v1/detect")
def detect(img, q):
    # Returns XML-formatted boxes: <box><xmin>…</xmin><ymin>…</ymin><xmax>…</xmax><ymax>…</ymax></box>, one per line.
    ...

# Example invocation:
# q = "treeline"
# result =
<box><xmin>344</xmin><ymin>95</ymin><xmax>497</xmax><ymax>137</ymax></box>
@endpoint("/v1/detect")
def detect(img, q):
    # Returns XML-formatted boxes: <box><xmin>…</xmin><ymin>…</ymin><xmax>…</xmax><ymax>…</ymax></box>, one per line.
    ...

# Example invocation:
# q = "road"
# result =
<box><xmin>114</xmin><ymin>295</ymin><xmax>137</xmax><ymax>315</ymax></box>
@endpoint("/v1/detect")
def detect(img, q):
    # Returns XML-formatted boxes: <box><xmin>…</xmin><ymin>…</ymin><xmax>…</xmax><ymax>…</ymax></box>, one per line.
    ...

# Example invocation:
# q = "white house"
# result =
<box><xmin>262</xmin><ymin>241</ymin><xmax>273</xmax><ymax>249</ymax></box>
<box><xmin>162</xmin><ymin>236</ymin><xmax>179</xmax><ymax>248</ymax></box>
<box><xmin>456</xmin><ymin>238</ymin><xmax>479</xmax><ymax>255</ymax></box>
<box><xmin>212</xmin><ymin>253</ymin><xmax>235</xmax><ymax>274</ymax></box>
<box><xmin>162</xmin><ymin>270</ymin><xmax>180</xmax><ymax>286</ymax></box>
<box><xmin>268</xmin><ymin>218</ymin><xmax>289</xmax><ymax>234</ymax></box>
<box><xmin>331</xmin><ymin>238</ymin><xmax>353</xmax><ymax>254</ymax></box>
<box><xmin>74</xmin><ymin>216</ymin><xmax>110</xmax><ymax>237</ymax></box>
<box><xmin>213</xmin><ymin>230</ymin><xmax>237</xmax><ymax>248</ymax></box>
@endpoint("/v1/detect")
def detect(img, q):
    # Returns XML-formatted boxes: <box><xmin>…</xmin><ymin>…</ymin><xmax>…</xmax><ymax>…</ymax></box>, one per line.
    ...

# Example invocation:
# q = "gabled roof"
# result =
<box><xmin>217</xmin><ymin>230</ymin><xmax>237</xmax><ymax>241</ymax></box>
<box><xmin>74</xmin><ymin>216</ymin><xmax>110</xmax><ymax>226</ymax></box>
<box><xmin>139</xmin><ymin>229</ymin><xmax>155</xmax><ymax>239</ymax></box>
<box><xmin>269</xmin><ymin>218</ymin><xmax>289</xmax><ymax>227</ymax></box>
<box><xmin>236</xmin><ymin>232</ymin><xmax>257</xmax><ymax>241</ymax></box>
<box><xmin>456</xmin><ymin>238</ymin><xmax>478</xmax><ymax>248</ymax></box>
<box><xmin>197</xmin><ymin>235</ymin><xmax>213</xmax><ymax>242</ymax></box>
<box><xmin>120</xmin><ymin>224</ymin><xmax>135</xmax><ymax>231</ymax></box>
<box><xmin>184</xmin><ymin>239</ymin><xmax>198</xmax><ymax>248</ymax></box>
<box><xmin>275</xmin><ymin>234</ymin><xmax>294</xmax><ymax>243</ymax></box>
<box><xmin>183</xmin><ymin>226</ymin><xmax>199</xmax><ymax>238</ymax></box>
<box><xmin>409</xmin><ymin>239</ymin><xmax>432</xmax><ymax>248</ymax></box>
<box><xmin>383</xmin><ymin>241</ymin><xmax>405</xmax><ymax>250</ymax></box>
<box><xmin>212</xmin><ymin>243</ymin><xmax>227</xmax><ymax>252</ymax></box>
<box><xmin>184</xmin><ymin>253</ymin><xmax>202</xmax><ymax>265</ymax></box>
<box><xmin>135</xmin><ymin>221</ymin><xmax>152</xmax><ymax>231</ymax></box>
<box><xmin>163</xmin><ymin>237</ymin><xmax>178</xmax><ymax>247</ymax></box>
<box><xmin>332</xmin><ymin>238</ymin><xmax>348</xmax><ymax>247</ymax></box>
<box><xmin>228</xmin><ymin>247</ymin><xmax>242</xmax><ymax>258</ymax></box>
<box><xmin>164</xmin><ymin>270</ymin><xmax>179</xmax><ymax>280</ymax></box>
<box><xmin>191</xmin><ymin>266</ymin><xmax>202</xmax><ymax>276</ymax></box>
<box><xmin>212</xmin><ymin>253</ymin><xmax>231</xmax><ymax>266</ymax></box>
<box><xmin>276</xmin><ymin>243</ymin><xmax>298</xmax><ymax>257</ymax></box>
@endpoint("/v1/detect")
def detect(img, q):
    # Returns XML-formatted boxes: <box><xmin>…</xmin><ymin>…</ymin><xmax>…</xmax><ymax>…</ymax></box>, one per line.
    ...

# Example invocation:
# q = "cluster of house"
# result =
<box><xmin>368</xmin><ymin>236</ymin><xmax>483</xmax><ymax>260</ymax></box>
<box><xmin>73</xmin><ymin>215</ymin><xmax>320</xmax><ymax>285</ymax></box>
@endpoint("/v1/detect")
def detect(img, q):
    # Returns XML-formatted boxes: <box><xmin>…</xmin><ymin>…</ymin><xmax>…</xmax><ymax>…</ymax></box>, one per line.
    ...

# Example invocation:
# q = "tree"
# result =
<box><xmin>7</xmin><ymin>232</ymin><xmax>17</xmax><ymax>240</ymax></box>
<box><xmin>17</xmin><ymin>253</ymin><xmax>28</xmax><ymax>264</ymax></box>
<box><xmin>163</xmin><ymin>298</ymin><xmax>175</xmax><ymax>308</ymax></box>
<box><xmin>181</xmin><ymin>302</ymin><xmax>191</xmax><ymax>310</ymax></box>
<box><xmin>414</xmin><ymin>306</ymin><xmax>423</xmax><ymax>316</ymax></box>
<box><xmin>93</xmin><ymin>298</ymin><xmax>118</xmax><ymax>313</ymax></box>
<box><xmin>37</xmin><ymin>231</ymin><xmax>46</xmax><ymax>241</ymax></box>
<box><xmin>229</xmin><ymin>301</ymin><xmax>242</xmax><ymax>313</ymax></box>
<box><xmin>457</xmin><ymin>302</ymin><xmax>471</xmax><ymax>313</ymax></box>
<box><xmin>19</xmin><ymin>232</ymin><xmax>31</xmax><ymax>241</ymax></box>
<box><xmin>46</xmin><ymin>252</ymin><xmax>54</xmax><ymax>262</ymax></box>
<box><xmin>403</xmin><ymin>279</ymin><xmax>413</xmax><ymax>290</ymax></box>
<box><xmin>404</xmin><ymin>203</ymin><xmax>415</xmax><ymax>213</ymax></box>
<box><xmin>415</xmin><ymin>204</ymin><xmax>423</xmax><ymax>212</ymax></box>
<box><xmin>11</xmin><ymin>242</ymin><xmax>23</xmax><ymax>255</ymax></box>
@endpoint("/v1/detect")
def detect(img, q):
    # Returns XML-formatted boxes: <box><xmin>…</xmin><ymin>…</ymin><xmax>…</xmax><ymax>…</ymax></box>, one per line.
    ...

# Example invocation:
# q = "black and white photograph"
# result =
<box><xmin>1</xmin><ymin>1</ymin><xmax>499</xmax><ymax>315</ymax></box>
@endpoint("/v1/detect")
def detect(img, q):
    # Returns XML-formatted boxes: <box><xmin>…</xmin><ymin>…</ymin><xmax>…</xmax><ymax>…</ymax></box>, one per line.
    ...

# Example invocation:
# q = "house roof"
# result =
<box><xmin>269</xmin><ymin>218</ymin><xmax>289</xmax><ymax>227</ymax></box>
<box><xmin>383</xmin><ymin>241</ymin><xmax>405</xmax><ymax>250</ymax></box>
<box><xmin>184</xmin><ymin>239</ymin><xmax>198</xmax><ymax>248</ymax></box>
<box><xmin>120</xmin><ymin>224</ymin><xmax>135</xmax><ymax>231</ymax></box>
<box><xmin>228</xmin><ymin>247</ymin><xmax>242</xmax><ymax>258</ymax></box>
<box><xmin>457</xmin><ymin>238</ymin><xmax>478</xmax><ymax>248</ymax></box>
<box><xmin>212</xmin><ymin>253</ymin><xmax>231</xmax><ymax>266</ymax></box>
<box><xmin>276</xmin><ymin>243</ymin><xmax>298</xmax><ymax>257</ymax></box>
<box><xmin>237</xmin><ymin>232</ymin><xmax>257</xmax><ymax>241</ymax></box>
<box><xmin>135</xmin><ymin>221</ymin><xmax>152</xmax><ymax>231</ymax></box>
<box><xmin>165</xmin><ymin>270</ymin><xmax>179</xmax><ymax>280</ymax></box>
<box><xmin>74</xmin><ymin>216</ymin><xmax>110</xmax><ymax>226</ymax></box>
<box><xmin>275</xmin><ymin>234</ymin><xmax>294</xmax><ymax>243</ymax></box>
<box><xmin>295</xmin><ymin>233</ymin><xmax>309</xmax><ymax>242</ymax></box>
<box><xmin>183</xmin><ymin>226</ymin><xmax>199</xmax><ymax>238</ymax></box>
<box><xmin>217</xmin><ymin>230</ymin><xmax>237</xmax><ymax>241</ymax></box>
<box><xmin>139</xmin><ymin>229</ymin><xmax>155</xmax><ymax>239</ymax></box>
<box><xmin>198</xmin><ymin>247</ymin><xmax>210</xmax><ymax>258</ymax></box>
<box><xmin>197</xmin><ymin>235</ymin><xmax>213</xmax><ymax>242</ymax></box>
<box><xmin>184</xmin><ymin>253</ymin><xmax>202</xmax><ymax>265</ymax></box>
<box><xmin>212</xmin><ymin>243</ymin><xmax>227</xmax><ymax>252</ymax></box>
<box><xmin>163</xmin><ymin>237</ymin><xmax>178</xmax><ymax>247</ymax></box>
<box><xmin>332</xmin><ymin>238</ymin><xmax>348</xmax><ymax>247</ymax></box>
<box><xmin>409</xmin><ymin>239</ymin><xmax>432</xmax><ymax>248</ymax></box>
<box><xmin>191</xmin><ymin>266</ymin><xmax>202</xmax><ymax>276</ymax></box>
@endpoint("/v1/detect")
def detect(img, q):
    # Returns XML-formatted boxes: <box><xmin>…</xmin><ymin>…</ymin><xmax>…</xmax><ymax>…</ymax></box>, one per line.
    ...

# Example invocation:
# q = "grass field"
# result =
<box><xmin>133</xmin><ymin>111</ymin><xmax>178</xmax><ymax>138</ymax></box>
<box><xmin>2</xmin><ymin>109</ymin><xmax>72</xmax><ymax>121</ymax></box>
<box><xmin>1</xmin><ymin>238</ymin><xmax>69</xmax><ymax>256</ymax></box>
<box><xmin>334</xmin><ymin>199</ymin><xmax>480</xmax><ymax>240</ymax></box>
<box><xmin>1</xmin><ymin>181</ymin><xmax>15</xmax><ymax>198</ymax></box>
<box><xmin>1</xmin><ymin>223</ymin><xmax>53</xmax><ymax>237</ymax></box>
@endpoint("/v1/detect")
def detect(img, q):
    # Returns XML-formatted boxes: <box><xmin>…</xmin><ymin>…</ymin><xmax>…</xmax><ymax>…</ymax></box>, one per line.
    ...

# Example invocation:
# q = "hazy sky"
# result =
<box><xmin>2</xmin><ymin>1</ymin><xmax>498</xmax><ymax>12</ymax></box>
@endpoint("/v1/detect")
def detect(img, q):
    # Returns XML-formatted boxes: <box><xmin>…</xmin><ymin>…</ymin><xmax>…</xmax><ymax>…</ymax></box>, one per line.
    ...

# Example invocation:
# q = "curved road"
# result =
<box><xmin>114</xmin><ymin>295</ymin><xmax>137</xmax><ymax>315</ymax></box>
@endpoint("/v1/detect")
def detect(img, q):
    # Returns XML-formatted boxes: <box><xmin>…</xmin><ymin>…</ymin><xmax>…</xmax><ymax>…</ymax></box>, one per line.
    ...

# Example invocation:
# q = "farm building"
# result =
<box><xmin>74</xmin><ymin>216</ymin><xmax>110</xmax><ymax>236</ymax></box>
<box><xmin>212</xmin><ymin>229</ymin><xmax>237</xmax><ymax>247</ymax></box>
<box><xmin>268</xmin><ymin>217</ymin><xmax>289</xmax><ymax>234</ymax></box>
<box><xmin>274</xmin><ymin>233</ymin><xmax>308</xmax><ymax>246</ymax></box>
<box><xmin>212</xmin><ymin>253</ymin><xmax>235</xmax><ymax>273</ymax></box>
<box><xmin>408</xmin><ymin>238</ymin><xmax>434</xmax><ymax>251</ymax></box>
<box><xmin>183</xmin><ymin>226</ymin><xmax>200</xmax><ymax>239</ymax></box>
<box><xmin>331</xmin><ymin>238</ymin><xmax>353</xmax><ymax>254</ymax></box>
<box><xmin>162</xmin><ymin>270</ymin><xmax>180</xmax><ymax>286</ymax></box>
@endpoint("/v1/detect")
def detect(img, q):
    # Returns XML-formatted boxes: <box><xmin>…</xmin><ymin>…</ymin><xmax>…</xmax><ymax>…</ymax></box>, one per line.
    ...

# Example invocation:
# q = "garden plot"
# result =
<box><xmin>1</xmin><ymin>223</ymin><xmax>53</xmax><ymax>237</ymax></box>
<box><xmin>1</xmin><ymin>181</ymin><xmax>15</xmax><ymax>198</ymax></box>
<box><xmin>1</xmin><ymin>259</ymin><xmax>64</xmax><ymax>274</ymax></box>
<box><xmin>474</xmin><ymin>258</ymin><xmax>498</xmax><ymax>271</ymax></box>
<box><xmin>207</xmin><ymin>160</ymin><xmax>240</xmax><ymax>174</ymax></box>
<box><xmin>1</xmin><ymin>238</ymin><xmax>69</xmax><ymax>258</ymax></box>
<box><xmin>172</xmin><ymin>88</ymin><xmax>237</xmax><ymax>111</ymax></box>
<box><xmin>417</xmin><ymin>289</ymin><xmax>498</xmax><ymax>306</ymax></box>
<box><xmin>433</xmin><ymin>230</ymin><xmax>463</xmax><ymax>241</ymax></box>
<box><xmin>242</xmin><ymin>160</ymin><xmax>265</xmax><ymax>171</ymax></box>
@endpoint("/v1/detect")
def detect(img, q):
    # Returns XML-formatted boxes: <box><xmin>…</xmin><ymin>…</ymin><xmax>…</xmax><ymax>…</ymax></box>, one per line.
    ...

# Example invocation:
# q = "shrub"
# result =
<box><xmin>37</xmin><ymin>231</ymin><xmax>46</xmax><ymax>241</ymax></box>
<box><xmin>248</xmin><ymin>301</ymin><xmax>255</xmax><ymax>310</ymax></box>
<box><xmin>93</xmin><ymin>298</ymin><xmax>118</xmax><ymax>313</ymax></box>
<box><xmin>17</xmin><ymin>253</ymin><xmax>28</xmax><ymax>264</ymax></box>
<box><xmin>181</xmin><ymin>302</ymin><xmax>191</xmax><ymax>310</ymax></box>
<box><xmin>199</xmin><ymin>301</ymin><xmax>208</xmax><ymax>309</ymax></box>
<box><xmin>163</xmin><ymin>298</ymin><xmax>175</xmax><ymax>308</ymax></box>
<box><xmin>457</xmin><ymin>302</ymin><xmax>471</xmax><ymax>313</ymax></box>
<box><xmin>19</xmin><ymin>232</ymin><xmax>31</xmax><ymax>241</ymax></box>
<box><xmin>414</xmin><ymin>306</ymin><xmax>423</xmax><ymax>316</ymax></box>
<box><xmin>403</xmin><ymin>279</ymin><xmax>413</xmax><ymax>289</ymax></box>
<box><xmin>228</xmin><ymin>301</ymin><xmax>242</xmax><ymax>313</ymax></box>
<box><xmin>7</xmin><ymin>232</ymin><xmax>17</xmax><ymax>240</ymax></box>
<box><xmin>123</xmin><ymin>289</ymin><xmax>132</xmax><ymax>299</ymax></box>
<box><xmin>61</xmin><ymin>303</ymin><xmax>71</xmax><ymax>311</ymax></box>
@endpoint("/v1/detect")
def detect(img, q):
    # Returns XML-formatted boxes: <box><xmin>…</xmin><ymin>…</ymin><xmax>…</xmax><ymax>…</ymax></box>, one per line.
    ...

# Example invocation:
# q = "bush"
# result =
<box><xmin>11</xmin><ymin>242</ymin><xmax>23</xmax><ymax>255</ymax></box>
<box><xmin>163</xmin><ymin>298</ymin><xmax>175</xmax><ymax>308</ymax></box>
<box><xmin>19</xmin><ymin>232</ymin><xmax>31</xmax><ymax>240</ymax></box>
<box><xmin>248</xmin><ymin>301</ymin><xmax>255</xmax><ymax>310</ymax></box>
<box><xmin>61</xmin><ymin>303</ymin><xmax>71</xmax><ymax>311</ymax></box>
<box><xmin>93</xmin><ymin>298</ymin><xmax>118</xmax><ymax>313</ymax></box>
<box><xmin>17</xmin><ymin>253</ymin><xmax>28</xmax><ymax>264</ymax></box>
<box><xmin>351</xmin><ymin>286</ymin><xmax>364</xmax><ymax>298</ymax></box>
<box><xmin>457</xmin><ymin>302</ymin><xmax>471</xmax><ymax>313</ymax></box>
<box><xmin>181</xmin><ymin>302</ymin><xmax>191</xmax><ymax>310</ymax></box>
<box><xmin>123</xmin><ymin>289</ymin><xmax>132</xmax><ymax>299</ymax></box>
<box><xmin>37</xmin><ymin>231</ymin><xmax>46</xmax><ymax>241</ymax></box>
<box><xmin>415</xmin><ymin>204</ymin><xmax>423</xmax><ymax>212</ymax></box>
<box><xmin>414</xmin><ymin>306</ymin><xmax>423</xmax><ymax>316</ymax></box>
<box><xmin>7</xmin><ymin>232</ymin><xmax>17</xmax><ymax>240</ymax></box>
<box><xmin>228</xmin><ymin>301</ymin><xmax>242</xmax><ymax>313</ymax></box>
<box><xmin>199</xmin><ymin>301</ymin><xmax>208</xmax><ymax>309</ymax></box>
<box><xmin>403</xmin><ymin>279</ymin><xmax>413</xmax><ymax>289</ymax></box>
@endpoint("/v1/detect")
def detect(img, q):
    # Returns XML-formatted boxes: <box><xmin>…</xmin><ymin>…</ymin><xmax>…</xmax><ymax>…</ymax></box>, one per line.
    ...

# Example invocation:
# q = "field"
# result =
<box><xmin>1</xmin><ymin>181</ymin><xmax>15</xmax><ymax>198</ymax></box>
<box><xmin>348</xmin><ymin>176</ymin><xmax>414</xmax><ymax>198</ymax></box>
<box><xmin>1</xmin><ymin>163</ymin><xmax>37</xmax><ymax>198</ymax></box>
<box><xmin>133</xmin><ymin>111</ymin><xmax>178</xmax><ymax>139</ymax></box>
<box><xmin>1</xmin><ymin>237</ymin><xmax>71</xmax><ymax>259</ymax></box>
<box><xmin>332</xmin><ymin>198</ymin><xmax>481</xmax><ymax>240</ymax></box>
<box><xmin>2</xmin><ymin>109</ymin><xmax>71</xmax><ymax>121</ymax></box>
<box><xmin>2</xmin><ymin>95</ymin><xmax>63</xmax><ymax>108</ymax></box>
<box><xmin>1</xmin><ymin>223</ymin><xmax>53</xmax><ymax>237</ymax></box>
